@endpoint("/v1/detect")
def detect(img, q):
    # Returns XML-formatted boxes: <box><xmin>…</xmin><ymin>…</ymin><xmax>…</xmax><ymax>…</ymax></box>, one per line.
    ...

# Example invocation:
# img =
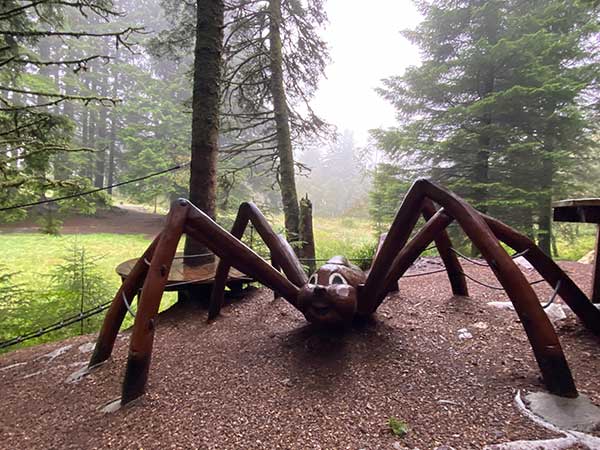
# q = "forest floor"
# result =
<box><xmin>1</xmin><ymin>259</ymin><xmax>599</xmax><ymax>449</ymax></box>
<box><xmin>0</xmin><ymin>205</ymin><xmax>165</xmax><ymax>236</ymax></box>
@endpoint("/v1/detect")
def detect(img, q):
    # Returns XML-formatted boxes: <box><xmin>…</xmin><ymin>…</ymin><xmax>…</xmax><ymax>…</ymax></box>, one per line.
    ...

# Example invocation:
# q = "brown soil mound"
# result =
<box><xmin>0</xmin><ymin>261</ymin><xmax>598</xmax><ymax>449</ymax></box>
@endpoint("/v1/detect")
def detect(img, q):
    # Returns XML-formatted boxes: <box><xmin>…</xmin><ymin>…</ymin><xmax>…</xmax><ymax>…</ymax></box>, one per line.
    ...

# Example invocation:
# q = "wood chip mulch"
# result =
<box><xmin>1</xmin><ymin>259</ymin><xmax>599</xmax><ymax>450</ymax></box>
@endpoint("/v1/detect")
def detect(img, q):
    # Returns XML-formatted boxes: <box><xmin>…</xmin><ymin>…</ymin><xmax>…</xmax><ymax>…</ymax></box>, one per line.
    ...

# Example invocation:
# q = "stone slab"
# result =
<box><xmin>525</xmin><ymin>392</ymin><xmax>600</xmax><ymax>433</ymax></box>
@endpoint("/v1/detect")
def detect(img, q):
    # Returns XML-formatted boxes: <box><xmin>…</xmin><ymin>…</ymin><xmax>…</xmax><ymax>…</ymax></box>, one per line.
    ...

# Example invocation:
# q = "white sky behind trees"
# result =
<box><xmin>312</xmin><ymin>0</ymin><xmax>423</xmax><ymax>146</ymax></box>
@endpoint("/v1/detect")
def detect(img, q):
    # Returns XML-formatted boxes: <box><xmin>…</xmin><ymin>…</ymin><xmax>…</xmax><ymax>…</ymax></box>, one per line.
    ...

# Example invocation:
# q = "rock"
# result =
<box><xmin>100</xmin><ymin>398</ymin><xmax>123</xmax><ymax>413</ymax></box>
<box><xmin>525</xmin><ymin>391</ymin><xmax>600</xmax><ymax>433</ymax></box>
<box><xmin>392</xmin><ymin>442</ymin><xmax>410</xmax><ymax>450</ymax></box>
<box><xmin>579</xmin><ymin>250</ymin><xmax>595</xmax><ymax>264</ymax></box>
<box><xmin>78</xmin><ymin>342</ymin><xmax>95</xmax><ymax>354</ymax></box>
<box><xmin>544</xmin><ymin>304</ymin><xmax>566</xmax><ymax>322</ymax></box>
<box><xmin>487</xmin><ymin>302</ymin><xmax>565</xmax><ymax>323</ymax></box>
<box><xmin>457</xmin><ymin>328</ymin><xmax>473</xmax><ymax>340</ymax></box>
<box><xmin>513</xmin><ymin>256</ymin><xmax>534</xmax><ymax>270</ymax></box>
<box><xmin>38</xmin><ymin>344</ymin><xmax>73</xmax><ymax>363</ymax></box>
<box><xmin>472</xmin><ymin>321</ymin><xmax>488</xmax><ymax>330</ymax></box>
<box><xmin>487</xmin><ymin>301</ymin><xmax>515</xmax><ymax>312</ymax></box>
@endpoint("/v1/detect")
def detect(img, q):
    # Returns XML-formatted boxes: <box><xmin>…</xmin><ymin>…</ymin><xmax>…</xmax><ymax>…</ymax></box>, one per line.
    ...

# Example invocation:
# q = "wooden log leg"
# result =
<box><xmin>89</xmin><ymin>234</ymin><xmax>161</xmax><ymax>367</ymax></box>
<box><xmin>272</xmin><ymin>258</ymin><xmax>282</xmax><ymax>300</ymax></box>
<box><xmin>484</xmin><ymin>215</ymin><xmax>600</xmax><ymax>335</ymax></box>
<box><xmin>378</xmin><ymin>209</ymin><xmax>453</xmax><ymax>303</ymax></box>
<box><xmin>121</xmin><ymin>200</ymin><xmax>189</xmax><ymax>405</ymax></box>
<box><xmin>186</xmin><ymin>206</ymin><xmax>299</xmax><ymax>302</ymax></box>
<box><xmin>208</xmin><ymin>202</ymin><xmax>305</xmax><ymax>320</ymax></box>
<box><xmin>592</xmin><ymin>225</ymin><xmax>600</xmax><ymax>304</ymax></box>
<box><xmin>422</xmin><ymin>179</ymin><xmax>577</xmax><ymax>398</ymax></box>
<box><xmin>422</xmin><ymin>199</ymin><xmax>468</xmax><ymax>296</ymax></box>
<box><xmin>374</xmin><ymin>233</ymin><xmax>399</xmax><ymax>294</ymax></box>
<box><xmin>360</xmin><ymin>179</ymin><xmax>426</xmax><ymax>314</ymax></box>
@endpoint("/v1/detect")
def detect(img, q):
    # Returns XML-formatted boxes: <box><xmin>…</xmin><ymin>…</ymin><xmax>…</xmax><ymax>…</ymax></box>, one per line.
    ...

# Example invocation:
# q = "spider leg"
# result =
<box><xmin>420</xmin><ymin>179</ymin><xmax>577</xmax><ymax>398</ymax></box>
<box><xmin>361</xmin><ymin>178</ymin><xmax>427</xmax><ymax>314</ymax></box>
<box><xmin>114</xmin><ymin>199</ymin><xmax>301</xmax><ymax>405</ymax></box>
<box><xmin>370</xmin><ymin>208</ymin><xmax>454</xmax><ymax>307</ymax></box>
<box><xmin>208</xmin><ymin>202</ymin><xmax>306</xmax><ymax>320</ymax></box>
<box><xmin>370</xmin><ymin>199</ymin><xmax>468</xmax><ymax>298</ymax></box>
<box><xmin>362</xmin><ymin>179</ymin><xmax>578</xmax><ymax>397</ymax></box>
<box><xmin>484</xmin><ymin>214</ymin><xmax>600</xmax><ymax>335</ymax></box>
<box><xmin>88</xmin><ymin>233</ymin><xmax>161</xmax><ymax>367</ymax></box>
<box><xmin>122</xmin><ymin>200</ymin><xmax>189</xmax><ymax>404</ymax></box>
<box><xmin>184</xmin><ymin>201</ymin><xmax>300</xmax><ymax>302</ymax></box>
<box><xmin>422</xmin><ymin>198</ymin><xmax>469</xmax><ymax>296</ymax></box>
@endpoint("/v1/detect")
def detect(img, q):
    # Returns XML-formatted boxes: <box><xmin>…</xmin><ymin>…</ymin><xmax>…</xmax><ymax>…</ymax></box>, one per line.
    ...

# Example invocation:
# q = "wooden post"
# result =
<box><xmin>299</xmin><ymin>195</ymin><xmax>316</xmax><ymax>274</ymax></box>
<box><xmin>592</xmin><ymin>225</ymin><xmax>600</xmax><ymax>303</ymax></box>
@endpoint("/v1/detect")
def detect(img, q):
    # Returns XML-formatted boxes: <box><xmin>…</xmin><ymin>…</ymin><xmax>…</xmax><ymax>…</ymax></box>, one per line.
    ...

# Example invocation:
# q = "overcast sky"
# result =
<box><xmin>311</xmin><ymin>1</ymin><xmax>422</xmax><ymax>146</ymax></box>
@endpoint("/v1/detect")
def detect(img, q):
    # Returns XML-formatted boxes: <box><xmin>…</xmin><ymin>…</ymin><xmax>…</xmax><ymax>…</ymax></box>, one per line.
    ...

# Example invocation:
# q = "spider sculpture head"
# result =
<box><xmin>297</xmin><ymin>256</ymin><xmax>366</xmax><ymax>326</ymax></box>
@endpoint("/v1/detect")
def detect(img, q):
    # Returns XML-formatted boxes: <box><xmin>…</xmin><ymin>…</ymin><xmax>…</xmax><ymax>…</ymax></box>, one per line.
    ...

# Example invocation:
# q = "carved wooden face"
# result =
<box><xmin>297</xmin><ymin>256</ymin><xmax>366</xmax><ymax>326</ymax></box>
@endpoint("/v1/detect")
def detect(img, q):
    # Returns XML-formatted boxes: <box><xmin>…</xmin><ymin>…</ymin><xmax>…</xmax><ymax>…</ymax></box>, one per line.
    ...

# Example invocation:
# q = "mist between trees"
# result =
<box><xmin>1</xmin><ymin>0</ymin><xmax>599</xmax><ymax>260</ymax></box>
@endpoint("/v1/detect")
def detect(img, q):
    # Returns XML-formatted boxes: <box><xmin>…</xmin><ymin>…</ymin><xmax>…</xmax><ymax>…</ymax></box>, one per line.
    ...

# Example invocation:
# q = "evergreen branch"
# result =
<box><xmin>0</xmin><ymin>1</ymin><xmax>122</xmax><ymax>21</ymax></box>
<box><xmin>0</xmin><ymin>87</ymin><xmax>119</xmax><ymax>110</ymax></box>
<box><xmin>3</xmin><ymin>54</ymin><xmax>110</xmax><ymax>68</ymax></box>
<box><xmin>0</xmin><ymin>117</ymin><xmax>50</xmax><ymax>137</ymax></box>
<box><xmin>0</xmin><ymin>28</ymin><xmax>141</xmax><ymax>39</ymax></box>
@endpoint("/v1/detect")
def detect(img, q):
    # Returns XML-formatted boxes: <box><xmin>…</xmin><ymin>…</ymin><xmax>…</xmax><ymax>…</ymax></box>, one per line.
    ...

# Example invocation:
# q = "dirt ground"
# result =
<box><xmin>0</xmin><ymin>205</ymin><xmax>165</xmax><ymax>236</ymax></box>
<box><xmin>0</xmin><ymin>258</ymin><xmax>599</xmax><ymax>449</ymax></box>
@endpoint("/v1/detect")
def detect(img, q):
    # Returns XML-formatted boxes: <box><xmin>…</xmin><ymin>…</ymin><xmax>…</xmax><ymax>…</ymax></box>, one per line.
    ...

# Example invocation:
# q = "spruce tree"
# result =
<box><xmin>374</xmin><ymin>0</ymin><xmax>599</xmax><ymax>255</ymax></box>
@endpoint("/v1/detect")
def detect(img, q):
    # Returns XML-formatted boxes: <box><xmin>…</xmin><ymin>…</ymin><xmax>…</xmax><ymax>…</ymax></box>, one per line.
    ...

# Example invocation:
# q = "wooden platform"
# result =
<box><xmin>553</xmin><ymin>198</ymin><xmax>600</xmax><ymax>303</ymax></box>
<box><xmin>553</xmin><ymin>198</ymin><xmax>600</xmax><ymax>224</ymax></box>
<box><xmin>116</xmin><ymin>252</ymin><xmax>253</xmax><ymax>291</ymax></box>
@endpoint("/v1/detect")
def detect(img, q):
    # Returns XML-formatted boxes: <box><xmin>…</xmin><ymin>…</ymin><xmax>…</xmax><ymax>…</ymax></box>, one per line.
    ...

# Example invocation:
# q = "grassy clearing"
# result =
<box><xmin>311</xmin><ymin>216</ymin><xmax>377</xmax><ymax>260</ymax></box>
<box><xmin>0</xmin><ymin>233</ymin><xmax>178</xmax><ymax>353</ymax></box>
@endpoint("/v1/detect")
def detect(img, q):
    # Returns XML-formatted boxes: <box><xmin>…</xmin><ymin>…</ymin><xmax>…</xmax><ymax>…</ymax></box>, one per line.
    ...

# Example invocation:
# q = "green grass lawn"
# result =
<box><xmin>0</xmin><ymin>233</ymin><xmax>179</xmax><ymax>353</ymax></box>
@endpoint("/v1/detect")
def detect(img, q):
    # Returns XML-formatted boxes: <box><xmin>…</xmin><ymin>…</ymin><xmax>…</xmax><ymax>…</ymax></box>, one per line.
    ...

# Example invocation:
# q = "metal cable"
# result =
<box><xmin>298</xmin><ymin>258</ymin><xmax>373</xmax><ymax>263</ymax></box>
<box><xmin>402</xmin><ymin>268</ymin><xmax>449</xmax><ymax>278</ymax></box>
<box><xmin>164</xmin><ymin>277</ymin><xmax>213</xmax><ymax>289</ymax></box>
<box><xmin>543</xmin><ymin>280</ymin><xmax>562</xmax><ymax>309</ymax></box>
<box><xmin>0</xmin><ymin>162</ymin><xmax>190</xmax><ymax>212</ymax></box>
<box><xmin>450</xmin><ymin>248</ymin><xmax>490</xmax><ymax>266</ymax></box>
<box><xmin>459</xmin><ymin>271</ymin><xmax>507</xmax><ymax>290</ymax></box>
<box><xmin>121</xmin><ymin>292</ymin><xmax>136</xmax><ymax>318</ymax></box>
<box><xmin>0</xmin><ymin>301</ymin><xmax>111</xmax><ymax>350</ymax></box>
<box><xmin>450</xmin><ymin>247</ymin><xmax>531</xmax><ymax>267</ymax></box>
<box><xmin>459</xmin><ymin>270</ymin><xmax>544</xmax><ymax>290</ymax></box>
<box><xmin>173</xmin><ymin>252</ymin><xmax>213</xmax><ymax>260</ymax></box>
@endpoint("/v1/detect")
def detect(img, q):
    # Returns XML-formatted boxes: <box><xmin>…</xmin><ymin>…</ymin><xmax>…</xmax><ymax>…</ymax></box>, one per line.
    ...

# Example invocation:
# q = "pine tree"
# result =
<box><xmin>374</xmin><ymin>0</ymin><xmax>599</xmax><ymax>255</ymax></box>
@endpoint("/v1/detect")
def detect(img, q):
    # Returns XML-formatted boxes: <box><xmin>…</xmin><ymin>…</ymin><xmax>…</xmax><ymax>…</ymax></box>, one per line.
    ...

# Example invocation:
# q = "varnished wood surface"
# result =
<box><xmin>553</xmin><ymin>198</ymin><xmax>600</xmax><ymax>224</ymax></box>
<box><xmin>553</xmin><ymin>198</ymin><xmax>600</xmax><ymax>208</ymax></box>
<box><xmin>116</xmin><ymin>252</ymin><xmax>252</xmax><ymax>286</ymax></box>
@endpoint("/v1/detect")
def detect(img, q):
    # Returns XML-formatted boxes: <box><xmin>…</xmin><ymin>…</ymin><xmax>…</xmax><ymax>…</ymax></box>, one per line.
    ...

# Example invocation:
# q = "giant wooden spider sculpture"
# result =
<box><xmin>89</xmin><ymin>179</ymin><xmax>600</xmax><ymax>406</ymax></box>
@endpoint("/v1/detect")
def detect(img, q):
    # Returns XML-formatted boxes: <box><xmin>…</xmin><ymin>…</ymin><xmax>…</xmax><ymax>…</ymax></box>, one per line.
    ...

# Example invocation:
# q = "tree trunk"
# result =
<box><xmin>87</xmin><ymin>76</ymin><xmax>97</xmax><ymax>181</ymax></box>
<box><xmin>94</xmin><ymin>100</ymin><xmax>108</xmax><ymax>187</ymax></box>
<box><xmin>268</xmin><ymin>0</ymin><xmax>301</xmax><ymax>246</ymax></box>
<box><xmin>183</xmin><ymin>0</ymin><xmax>224</xmax><ymax>262</ymax></box>
<box><xmin>537</xmin><ymin>152</ymin><xmax>554</xmax><ymax>256</ymax></box>
<box><xmin>107</xmin><ymin>53</ymin><xmax>119</xmax><ymax>195</ymax></box>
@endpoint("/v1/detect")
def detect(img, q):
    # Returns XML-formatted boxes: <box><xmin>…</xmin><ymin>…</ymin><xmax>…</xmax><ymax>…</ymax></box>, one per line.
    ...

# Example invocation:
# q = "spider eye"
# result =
<box><xmin>308</xmin><ymin>274</ymin><xmax>318</xmax><ymax>285</ymax></box>
<box><xmin>329</xmin><ymin>273</ymin><xmax>347</xmax><ymax>285</ymax></box>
